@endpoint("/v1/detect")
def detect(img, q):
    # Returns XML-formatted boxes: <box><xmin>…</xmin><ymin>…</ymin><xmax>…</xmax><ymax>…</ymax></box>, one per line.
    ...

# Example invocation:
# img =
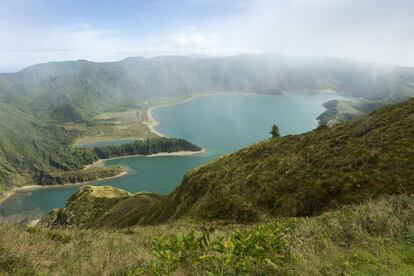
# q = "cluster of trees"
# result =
<box><xmin>30</xmin><ymin>138</ymin><xmax>201</xmax><ymax>186</ymax></box>
<box><xmin>48</xmin><ymin>137</ymin><xmax>201</xmax><ymax>173</ymax></box>
<box><xmin>33</xmin><ymin>167</ymin><xmax>123</xmax><ymax>186</ymax></box>
<box><xmin>93</xmin><ymin>138</ymin><xmax>202</xmax><ymax>159</ymax></box>
<box><xmin>48</xmin><ymin>147</ymin><xmax>99</xmax><ymax>171</ymax></box>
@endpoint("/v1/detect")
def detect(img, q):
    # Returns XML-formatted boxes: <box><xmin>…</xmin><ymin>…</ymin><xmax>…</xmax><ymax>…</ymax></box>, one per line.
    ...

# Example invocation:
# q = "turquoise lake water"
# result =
<box><xmin>0</xmin><ymin>92</ymin><xmax>348</xmax><ymax>222</ymax></box>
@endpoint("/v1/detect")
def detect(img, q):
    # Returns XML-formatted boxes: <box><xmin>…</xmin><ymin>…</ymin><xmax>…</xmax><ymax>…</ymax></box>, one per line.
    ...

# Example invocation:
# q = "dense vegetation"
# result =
<box><xmin>41</xmin><ymin>186</ymin><xmax>160</xmax><ymax>228</ymax></box>
<box><xmin>28</xmin><ymin>137</ymin><xmax>201</xmax><ymax>186</ymax></box>
<box><xmin>0</xmin><ymin>113</ymin><xmax>103</xmax><ymax>191</ymax></box>
<box><xmin>42</xmin><ymin>186</ymin><xmax>131</xmax><ymax>228</ymax></box>
<box><xmin>0</xmin><ymin>54</ymin><xmax>413</xmax><ymax>191</ymax></box>
<box><xmin>140</xmin><ymin>195</ymin><xmax>414</xmax><ymax>275</ymax></box>
<box><xmin>2</xmin><ymin>195</ymin><xmax>414</xmax><ymax>274</ymax></box>
<box><xmin>0</xmin><ymin>107</ymin><xmax>194</xmax><ymax>191</ymax></box>
<box><xmin>33</xmin><ymin>167</ymin><xmax>124</xmax><ymax>186</ymax></box>
<box><xmin>138</xmin><ymin>221</ymin><xmax>292</xmax><ymax>275</ymax></box>
<box><xmin>93</xmin><ymin>137</ymin><xmax>202</xmax><ymax>159</ymax></box>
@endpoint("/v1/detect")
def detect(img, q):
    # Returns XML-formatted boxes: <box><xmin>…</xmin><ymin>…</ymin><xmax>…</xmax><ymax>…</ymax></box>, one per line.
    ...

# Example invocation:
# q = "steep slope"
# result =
<box><xmin>0</xmin><ymin>136</ymin><xmax>200</xmax><ymax>191</ymax></box>
<box><xmin>142</xmin><ymin>98</ymin><xmax>413</xmax><ymax>223</ymax></box>
<box><xmin>6</xmin><ymin>196</ymin><xmax>414</xmax><ymax>274</ymax></box>
<box><xmin>0</xmin><ymin>102</ymin><xmax>101</xmax><ymax>191</ymax></box>
<box><xmin>41</xmin><ymin>185</ymin><xmax>161</xmax><ymax>228</ymax></box>
<box><xmin>1</xmin><ymin>54</ymin><xmax>414</xmax><ymax>192</ymax></box>
<box><xmin>316</xmin><ymin>98</ymin><xmax>391</xmax><ymax>126</ymax></box>
<box><xmin>43</xmin><ymin>98</ymin><xmax>414</xmax><ymax>228</ymax></box>
<box><xmin>42</xmin><ymin>186</ymin><xmax>131</xmax><ymax>228</ymax></box>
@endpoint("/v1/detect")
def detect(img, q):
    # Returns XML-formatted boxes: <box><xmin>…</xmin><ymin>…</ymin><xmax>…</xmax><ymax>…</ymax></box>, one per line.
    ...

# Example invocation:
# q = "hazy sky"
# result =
<box><xmin>1</xmin><ymin>0</ymin><xmax>413</xmax><ymax>72</ymax></box>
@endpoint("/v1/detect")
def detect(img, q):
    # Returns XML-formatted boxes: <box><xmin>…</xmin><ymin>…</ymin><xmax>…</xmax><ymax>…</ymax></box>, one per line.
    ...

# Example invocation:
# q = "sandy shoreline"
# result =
<box><xmin>0</xmin><ymin>171</ymin><xmax>128</xmax><ymax>205</ymax></box>
<box><xmin>145</xmin><ymin>106</ymin><xmax>167</xmax><ymax>138</ymax></box>
<box><xmin>148</xmin><ymin>150</ymin><xmax>205</xmax><ymax>157</ymax></box>
<box><xmin>0</xmin><ymin>148</ymin><xmax>206</xmax><ymax>204</ymax></box>
<box><xmin>0</xmin><ymin>92</ymin><xmax>245</xmax><ymax>205</ymax></box>
<box><xmin>85</xmin><ymin>149</ymin><xmax>206</xmax><ymax>167</ymax></box>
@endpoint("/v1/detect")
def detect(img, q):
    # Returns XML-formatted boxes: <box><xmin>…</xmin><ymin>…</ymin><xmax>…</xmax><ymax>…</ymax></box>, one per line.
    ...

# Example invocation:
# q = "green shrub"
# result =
<box><xmin>133</xmin><ymin>221</ymin><xmax>293</xmax><ymax>275</ymax></box>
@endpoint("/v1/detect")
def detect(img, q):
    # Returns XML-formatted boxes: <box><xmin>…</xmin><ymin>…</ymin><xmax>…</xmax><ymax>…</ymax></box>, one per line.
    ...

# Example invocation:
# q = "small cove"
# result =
<box><xmin>0</xmin><ymin>91</ymin><xmax>350</xmax><ymax>222</ymax></box>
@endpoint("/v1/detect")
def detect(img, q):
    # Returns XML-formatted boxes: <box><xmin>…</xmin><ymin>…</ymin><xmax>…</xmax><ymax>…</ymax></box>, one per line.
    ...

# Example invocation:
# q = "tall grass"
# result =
<box><xmin>1</xmin><ymin>196</ymin><xmax>414</xmax><ymax>275</ymax></box>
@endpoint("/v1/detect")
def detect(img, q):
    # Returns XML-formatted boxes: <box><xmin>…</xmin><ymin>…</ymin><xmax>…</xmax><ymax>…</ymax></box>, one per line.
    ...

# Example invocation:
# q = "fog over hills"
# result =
<box><xmin>0</xmin><ymin>53</ymin><xmax>413</xmax><ymax>191</ymax></box>
<box><xmin>2</xmin><ymin>54</ymin><xmax>414</xmax><ymax>120</ymax></box>
<box><xmin>2</xmin><ymin>0</ymin><xmax>414</xmax><ymax>274</ymax></box>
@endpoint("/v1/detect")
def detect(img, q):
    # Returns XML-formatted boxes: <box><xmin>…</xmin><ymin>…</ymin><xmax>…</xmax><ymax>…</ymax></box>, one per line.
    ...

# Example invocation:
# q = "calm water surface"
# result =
<box><xmin>0</xmin><ymin>92</ymin><xmax>348</xmax><ymax>221</ymax></box>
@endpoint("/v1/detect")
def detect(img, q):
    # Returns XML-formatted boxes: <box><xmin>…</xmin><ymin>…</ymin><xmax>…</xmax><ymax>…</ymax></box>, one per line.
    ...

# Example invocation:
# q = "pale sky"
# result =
<box><xmin>1</xmin><ymin>0</ymin><xmax>413</xmax><ymax>72</ymax></box>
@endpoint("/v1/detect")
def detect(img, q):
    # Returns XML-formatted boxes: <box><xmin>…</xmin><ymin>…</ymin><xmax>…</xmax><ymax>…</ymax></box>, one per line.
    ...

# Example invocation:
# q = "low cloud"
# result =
<box><xmin>137</xmin><ymin>31</ymin><xmax>254</xmax><ymax>57</ymax></box>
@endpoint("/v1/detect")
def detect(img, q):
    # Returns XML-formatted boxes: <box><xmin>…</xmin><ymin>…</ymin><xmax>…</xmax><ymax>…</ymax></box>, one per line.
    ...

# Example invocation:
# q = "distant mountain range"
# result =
<box><xmin>0</xmin><ymin>54</ymin><xmax>413</xmax><ymax>191</ymax></box>
<box><xmin>2</xmin><ymin>54</ymin><xmax>414</xmax><ymax>121</ymax></box>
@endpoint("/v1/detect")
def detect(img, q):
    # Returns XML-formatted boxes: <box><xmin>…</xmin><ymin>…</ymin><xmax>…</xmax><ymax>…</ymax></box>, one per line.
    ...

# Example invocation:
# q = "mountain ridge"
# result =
<box><xmin>0</xmin><ymin>53</ymin><xmax>413</xmax><ymax>191</ymax></box>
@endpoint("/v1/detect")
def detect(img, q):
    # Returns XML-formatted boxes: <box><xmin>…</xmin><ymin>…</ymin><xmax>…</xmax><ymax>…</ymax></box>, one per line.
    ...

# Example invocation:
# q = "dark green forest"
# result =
<box><xmin>93</xmin><ymin>138</ymin><xmax>202</xmax><ymax>159</ymax></box>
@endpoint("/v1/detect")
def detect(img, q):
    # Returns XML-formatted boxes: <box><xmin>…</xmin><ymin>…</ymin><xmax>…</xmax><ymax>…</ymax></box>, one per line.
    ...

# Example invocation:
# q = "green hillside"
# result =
<box><xmin>143</xmin><ymin>98</ymin><xmax>414</xmax><ymax>224</ymax></box>
<box><xmin>0</xmin><ymin>54</ymin><xmax>414</xmax><ymax>192</ymax></box>
<box><xmin>3</xmin><ymin>195</ymin><xmax>414</xmax><ymax>275</ymax></box>
<box><xmin>43</xmin><ymin>98</ymin><xmax>414</xmax><ymax>228</ymax></box>
<box><xmin>0</xmin><ymin>102</ymin><xmax>101</xmax><ymax>191</ymax></box>
<box><xmin>0</xmin><ymin>124</ymin><xmax>200</xmax><ymax>192</ymax></box>
<box><xmin>4</xmin><ymin>89</ymin><xmax>414</xmax><ymax>276</ymax></box>
<box><xmin>41</xmin><ymin>186</ymin><xmax>161</xmax><ymax>228</ymax></box>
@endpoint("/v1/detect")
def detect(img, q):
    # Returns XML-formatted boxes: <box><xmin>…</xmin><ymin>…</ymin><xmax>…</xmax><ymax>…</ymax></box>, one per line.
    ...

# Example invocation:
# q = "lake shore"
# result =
<box><xmin>0</xmin><ymin>147</ymin><xmax>205</xmax><ymax>208</ymax></box>
<box><xmin>145</xmin><ymin>92</ymin><xmax>255</xmax><ymax>138</ymax></box>
<box><xmin>76</xmin><ymin>92</ymin><xmax>254</xmax><ymax>149</ymax></box>
<box><xmin>1</xmin><ymin>90</ymin><xmax>350</xmax><ymax>220</ymax></box>
<box><xmin>84</xmin><ymin>149</ymin><xmax>206</xmax><ymax>169</ymax></box>
<box><xmin>0</xmin><ymin>171</ymin><xmax>128</xmax><ymax>205</ymax></box>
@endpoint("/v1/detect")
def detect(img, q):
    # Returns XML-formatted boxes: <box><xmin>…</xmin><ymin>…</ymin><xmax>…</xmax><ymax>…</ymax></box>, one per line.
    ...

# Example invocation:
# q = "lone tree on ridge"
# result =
<box><xmin>270</xmin><ymin>124</ymin><xmax>280</xmax><ymax>138</ymax></box>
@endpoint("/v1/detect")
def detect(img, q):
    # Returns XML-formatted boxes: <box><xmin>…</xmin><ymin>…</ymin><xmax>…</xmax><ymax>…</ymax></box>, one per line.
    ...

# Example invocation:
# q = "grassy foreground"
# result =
<box><xmin>1</xmin><ymin>195</ymin><xmax>414</xmax><ymax>275</ymax></box>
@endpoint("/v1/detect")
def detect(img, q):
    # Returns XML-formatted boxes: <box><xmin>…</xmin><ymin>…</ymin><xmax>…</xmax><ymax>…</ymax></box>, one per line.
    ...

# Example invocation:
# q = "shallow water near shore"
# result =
<box><xmin>0</xmin><ymin>91</ymin><xmax>349</xmax><ymax>222</ymax></box>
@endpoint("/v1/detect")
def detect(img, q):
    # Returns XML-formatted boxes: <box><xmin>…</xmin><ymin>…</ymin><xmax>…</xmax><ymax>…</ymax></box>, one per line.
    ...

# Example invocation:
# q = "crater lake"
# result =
<box><xmin>0</xmin><ymin>91</ymin><xmax>349</xmax><ymax>222</ymax></box>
